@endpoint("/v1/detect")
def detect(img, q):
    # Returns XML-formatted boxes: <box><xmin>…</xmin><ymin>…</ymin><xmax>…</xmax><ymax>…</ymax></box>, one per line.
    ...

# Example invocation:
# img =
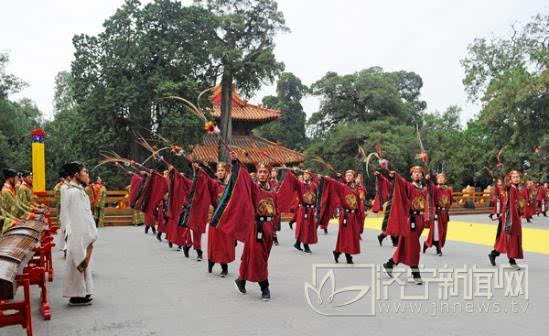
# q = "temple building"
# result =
<box><xmin>191</xmin><ymin>86</ymin><xmax>304</xmax><ymax>166</ymax></box>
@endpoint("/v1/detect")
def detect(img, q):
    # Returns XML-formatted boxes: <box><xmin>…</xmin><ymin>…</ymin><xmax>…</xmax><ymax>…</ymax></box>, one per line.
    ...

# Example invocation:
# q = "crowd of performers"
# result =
<box><xmin>114</xmin><ymin>149</ymin><xmax>548</xmax><ymax>301</ymax></box>
<box><xmin>0</xmin><ymin>154</ymin><xmax>545</xmax><ymax>307</ymax></box>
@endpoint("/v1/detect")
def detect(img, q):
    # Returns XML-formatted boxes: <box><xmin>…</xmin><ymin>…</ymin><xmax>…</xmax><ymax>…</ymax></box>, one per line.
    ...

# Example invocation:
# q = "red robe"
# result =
<box><xmin>385</xmin><ymin>174</ymin><xmax>427</xmax><ymax>267</ymax></box>
<box><xmin>494</xmin><ymin>185</ymin><xmax>524</xmax><ymax>259</ymax></box>
<box><xmin>210</xmin><ymin>161</ymin><xmax>293</xmax><ymax>282</ymax></box>
<box><xmin>129</xmin><ymin>174</ymin><xmax>144</xmax><ymax>209</ymax></box>
<box><xmin>524</xmin><ymin>186</ymin><xmax>536</xmax><ymax>219</ymax></box>
<box><xmin>490</xmin><ymin>185</ymin><xmax>505</xmax><ymax>218</ymax></box>
<box><xmin>372</xmin><ymin>174</ymin><xmax>392</xmax><ymax>213</ymax></box>
<box><xmin>139</xmin><ymin>172</ymin><xmax>168</xmax><ymax>229</ymax></box>
<box><xmin>269</xmin><ymin>179</ymin><xmax>282</xmax><ymax>232</ymax></box>
<box><xmin>286</xmin><ymin>172</ymin><xmax>318</xmax><ymax>244</ymax></box>
<box><xmin>207</xmin><ymin>178</ymin><xmax>236</xmax><ymax>264</ymax></box>
<box><xmin>425</xmin><ymin>184</ymin><xmax>452</xmax><ymax>248</ymax></box>
<box><xmin>356</xmin><ymin>184</ymin><xmax>367</xmax><ymax>234</ymax></box>
<box><xmin>153</xmin><ymin>198</ymin><xmax>169</xmax><ymax>234</ymax></box>
<box><xmin>317</xmin><ymin>177</ymin><xmax>363</xmax><ymax>255</ymax></box>
<box><xmin>182</xmin><ymin>169</ymin><xmax>236</xmax><ymax>264</ymax></box>
<box><xmin>536</xmin><ymin>186</ymin><xmax>547</xmax><ymax>214</ymax></box>
<box><xmin>166</xmin><ymin>171</ymin><xmax>192</xmax><ymax>247</ymax></box>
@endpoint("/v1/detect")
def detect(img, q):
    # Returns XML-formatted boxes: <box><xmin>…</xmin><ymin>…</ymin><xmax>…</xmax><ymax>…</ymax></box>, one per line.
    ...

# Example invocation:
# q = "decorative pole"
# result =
<box><xmin>31</xmin><ymin>128</ymin><xmax>47</xmax><ymax>197</ymax></box>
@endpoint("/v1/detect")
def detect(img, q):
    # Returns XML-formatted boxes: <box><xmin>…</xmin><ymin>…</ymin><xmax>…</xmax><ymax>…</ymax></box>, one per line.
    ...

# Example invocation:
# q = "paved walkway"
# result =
<box><xmin>1</xmin><ymin>215</ymin><xmax>547</xmax><ymax>336</ymax></box>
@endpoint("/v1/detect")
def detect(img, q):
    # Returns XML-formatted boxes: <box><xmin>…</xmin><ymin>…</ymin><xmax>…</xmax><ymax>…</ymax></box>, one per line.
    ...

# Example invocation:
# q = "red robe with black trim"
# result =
<box><xmin>425</xmin><ymin>184</ymin><xmax>452</xmax><ymax>248</ymax></box>
<box><xmin>494</xmin><ymin>184</ymin><xmax>524</xmax><ymax>259</ymax></box>
<box><xmin>317</xmin><ymin>177</ymin><xmax>363</xmax><ymax>255</ymax></box>
<box><xmin>166</xmin><ymin>171</ymin><xmax>192</xmax><ymax>247</ymax></box>
<box><xmin>385</xmin><ymin>174</ymin><xmax>427</xmax><ymax>267</ymax></box>
<box><xmin>211</xmin><ymin>161</ymin><xmax>293</xmax><ymax>282</ymax></box>
<box><xmin>207</xmin><ymin>178</ymin><xmax>236</xmax><ymax>264</ymax></box>
<box><xmin>183</xmin><ymin>169</ymin><xmax>236</xmax><ymax>264</ymax></box>
<box><xmin>129</xmin><ymin>174</ymin><xmax>144</xmax><ymax>209</ymax></box>
<box><xmin>285</xmin><ymin>172</ymin><xmax>318</xmax><ymax>244</ymax></box>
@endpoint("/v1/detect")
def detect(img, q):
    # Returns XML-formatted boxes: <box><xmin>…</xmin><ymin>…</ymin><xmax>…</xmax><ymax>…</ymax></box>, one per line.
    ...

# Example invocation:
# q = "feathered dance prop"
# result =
<box><xmin>311</xmin><ymin>155</ymin><xmax>338</xmax><ymax>175</ymax></box>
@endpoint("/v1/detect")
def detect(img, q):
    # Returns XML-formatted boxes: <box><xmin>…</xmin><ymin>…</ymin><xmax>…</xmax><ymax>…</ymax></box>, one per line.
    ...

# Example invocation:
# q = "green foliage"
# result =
<box><xmin>305</xmin><ymin>118</ymin><xmax>417</xmax><ymax>192</ymax></box>
<box><xmin>308</xmin><ymin>67</ymin><xmax>426</xmax><ymax>138</ymax></box>
<box><xmin>0</xmin><ymin>52</ymin><xmax>27</xmax><ymax>99</ymax></box>
<box><xmin>461</xmin><ymin>14</ymin><xmax>548</xmax><ymax>181</ymax></box>
<box><xmin>0</xmin><ymin>53</ymin><xmax>42</xmax><ymax>173</ymax></box>
<box><xmin>255</xmin><ymin>72</ymin><xmax>308</xmax><ymax>149</ymax></box>
<box><xmin>201</xmin><ymin>0</ymin><xmax>288</xmax><ymax>95</ymax></box>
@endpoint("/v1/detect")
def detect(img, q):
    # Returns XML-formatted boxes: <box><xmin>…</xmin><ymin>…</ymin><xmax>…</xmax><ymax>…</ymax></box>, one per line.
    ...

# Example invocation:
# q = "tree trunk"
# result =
<box><xmin>219</xmin><ymin>70</ymin><xmax>233</xmax><ymax>162</ymax></box>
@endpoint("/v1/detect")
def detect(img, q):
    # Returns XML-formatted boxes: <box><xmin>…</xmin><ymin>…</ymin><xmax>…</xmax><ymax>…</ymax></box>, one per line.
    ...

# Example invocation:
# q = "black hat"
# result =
<box><xmin>58</xmin><ymin>169</ymin><xmax>69</xmax><ymax>178</ymax></box>
<box><xmin>64</xmin><ymin>161</ymin><xmax>84</xmax><ymax>177</ymax></box>
<box><xmin>21</xmin><ymin>170</ymin><xmax>32</xmax><ymax>177</ymax></box>
<box><xmin>3</xmin><ymin>168</ymin><xmax>17</xmax><ymax>179</ymax></box>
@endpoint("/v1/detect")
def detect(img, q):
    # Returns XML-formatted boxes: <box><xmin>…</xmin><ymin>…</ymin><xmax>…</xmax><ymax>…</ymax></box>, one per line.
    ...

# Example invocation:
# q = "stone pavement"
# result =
<box><xmin>1</xmin><ymin>216</ymin><xmax>547</xmax><ymax>336</ymax></box>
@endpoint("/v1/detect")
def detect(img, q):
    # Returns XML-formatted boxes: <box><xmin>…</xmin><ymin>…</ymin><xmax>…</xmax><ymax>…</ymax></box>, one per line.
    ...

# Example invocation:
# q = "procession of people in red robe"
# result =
<box><xmin>121</xmin><ymin>145</ymin><xmax>534</xmax><ymax>301</ymax></box>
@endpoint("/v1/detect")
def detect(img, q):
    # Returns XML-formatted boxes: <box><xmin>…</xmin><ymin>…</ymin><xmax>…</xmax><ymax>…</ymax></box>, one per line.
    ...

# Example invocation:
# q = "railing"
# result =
<box><xmin>39</xmin><ymin>190</ymin><xmax>493</xmax><ymax>227</ymax></box>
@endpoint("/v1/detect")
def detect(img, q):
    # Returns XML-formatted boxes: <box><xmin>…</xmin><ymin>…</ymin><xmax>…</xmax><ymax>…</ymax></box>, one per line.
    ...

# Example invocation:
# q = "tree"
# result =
<box><xmin>0</xmin><ymin>52</ymin><xmax>27</xmax><ymax>99</ymax></box>
<box><xmin>198</xmin><ymin>0</ymin><xmax>288</xmax><ymax>161</ymax></box>
<box><xmin>305</xmin><ymin>117</ymin><xmax>418</xmax><ymax>193</ymax></box>
<box><xmin>0</xmin><ymin>52</ymin><xmax>42</xmax><ymax>172</ymax></box>
<box><xmin>255</xmin><ymin>72</ymin><xmax>308</xmax><ymax>149</ymax></box>
<box><xmin>70</xmin><ymin>0</ymin><xmax>219</xmax><ymax>171</ymax></box>
<box><xmin>461</xmin><ymin>14</ymin><xmax>548</xmax><ymax>180</ymax></box>
<box><xmin>307</xmin><ymin>67</ymin><xmax>426</xmax><ymax>138</ymax></box>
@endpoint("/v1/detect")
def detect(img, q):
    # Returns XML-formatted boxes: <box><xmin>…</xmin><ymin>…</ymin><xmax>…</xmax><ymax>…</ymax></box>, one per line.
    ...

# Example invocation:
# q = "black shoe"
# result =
<box><xmin>488</xmin><ymin>213</ymin><xmax>494</xmax><ymax>220</ymax></box>
<box><xmin>527</xmin><ymin>218</ymin><xmax>532</xmax><ymax>223</ymax></box>
<box><xmin>168</xmin><ymin>242</ymin><xmax>173</xmax><ymax>248</ymax></box>
<box><xmin>412</xmin><ymin>270</ymin><xmax>423</xmax><ymax>285</ymax></box>
<box><xmin>220</xmin><ymin>264</ymin><xmax>228</xmax><ymax>277</ymax></box>
<box><xmin>234</xmin><ymin>279</ymin><xmax>246</xmax><ymax>295</ymax></box>
<box><xmin>391</xmin><ymin>236</ymin><xmax>399</xmax><ymax>247</ymax></box>
<box><xmin>543</xmin><ymin>212</ymin><xmax>547</xmax><ymax>217</ymax></box>
<box><xmin>208</xmin><ymin>260</ymin><xmax>214</xmax><ymax>273</ymax></box>
<box><xmin>69</xmin><ymin>297</ymin><xmax>93</xmax><ymax>306</ymax></box>
<box><xmin>488</xmin><ymin>252</ymin><xmax>497</xmax><ymax>266</ymax></box>
<box><xmin>324</xmin><ymin>228</ymin><xmax>328</xmax><ymax>235</ymax></box>
<box><xmin>345</xmin><ymin>254</ymin><xmax>353</xmax><ymax>264</ymax></box>
<box><xmin>289</xmin><ymin>221</ymin><xmax>294</xmax><ymax>230</ymax></box>
<box><xmin>383</xmin><ymin>261</ymin><xmax>393</xmax><ymax>278</ymax></box>
<box><xmin>294</xmin><ymin>241</ymin><xmax>303</xmax><ymax>251</ymax></box>
<box><xmin>273</xmin><ymin>236</ymin><xmax>279</xmax><ymax>246</ymax></box>
<box><xmin>152</xmin><ymin>226</ymin><xmax>156</xmax><ymax>234</ymax></box>
<box><xmin>423</xmin><ymin>243</ymin><xmax>428</xmax><ymax>254</ymax></box>
<box><xmin>303</xmin><ymin>244</ymin><xmax>312</xmax><ymax>254</ymax></box>
<box><xmin>176</xmin><ymin>245</ymin><xmax>182</xmax><ymax>251</ymax></box>
<box><xmin>145</xmin><ymin>226</ymin><xmax>150</xmax><ymax>234</ymax></box>
<box><xmin>156</xmin><ymin>232</ymin><xmax>162</xmax><ymax>242</ymax></box>
<box><xmin>332</xmin><ymin>251</ymin><xmax>341</xmax><ymax>263</ymax></box>
<box><xmin>196</xmin><ymin>249</ymin><xmax>203</xmax><ymax>261</ymax></box>
<box><xmin>183</xmin><ymin>246</ymin><xmax>190</xmax><ymax>258</ymax></box>
<box><xmin>437</xmin><ymin>249</ymin><xmax>443</xmax><ymax>256</ymax></box>
<box><xmin>377</xmin><ymin>234</ymin><xmax>384</xmax><ymax>246</ymax></box>
<box><xmin>509</xmin><ymin>259</ymin><xmax>521</xmax><ymax>270</ymax></box>
<box><xmin>261</xmin><ymin>287</ymin><xmax>271</xmax><ymax>301</ymax></box>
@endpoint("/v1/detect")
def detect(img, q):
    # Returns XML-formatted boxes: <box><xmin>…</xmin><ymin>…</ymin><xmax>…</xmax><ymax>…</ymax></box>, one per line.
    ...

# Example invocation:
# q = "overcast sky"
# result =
<box><xmin>1</xmin><ymin>0</ymin><xmax>547</xmax><ymax>123</ymax></box>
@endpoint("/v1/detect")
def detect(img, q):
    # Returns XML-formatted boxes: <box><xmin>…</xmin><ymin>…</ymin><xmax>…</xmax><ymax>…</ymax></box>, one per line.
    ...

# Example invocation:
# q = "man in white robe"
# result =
<box><xmin>62</xmin><ymin>162</ymin><xmax>98</xmax><ymax>306</ymax></box>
